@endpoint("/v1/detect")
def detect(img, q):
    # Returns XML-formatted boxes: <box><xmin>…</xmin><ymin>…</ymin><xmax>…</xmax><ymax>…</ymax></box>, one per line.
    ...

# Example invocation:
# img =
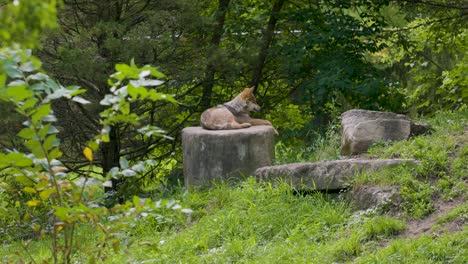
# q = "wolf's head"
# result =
<box><xmin>240</xmin><ymin>87</ymin><xmax>261</xmax><ymax>112</ymax></box>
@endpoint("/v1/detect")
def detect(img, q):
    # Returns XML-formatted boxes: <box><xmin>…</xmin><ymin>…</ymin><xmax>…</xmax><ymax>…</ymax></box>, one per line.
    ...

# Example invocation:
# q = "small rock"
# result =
<box><xmin>346</xmin><ymin>186</ymin><xmax>400</xmax><ymax>211</ymax></box>
<box><xmin>410</xmin><ymin>121</ymin><xmax>433</xmax><ymax>137</ymax></box>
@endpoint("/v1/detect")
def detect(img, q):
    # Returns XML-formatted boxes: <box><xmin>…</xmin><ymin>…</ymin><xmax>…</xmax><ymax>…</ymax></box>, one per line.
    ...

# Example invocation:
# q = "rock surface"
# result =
<box><xmin>340</xmin><ymin>109</ymin><xmax>431</xmax><ymax>156</ymax></box>
<box><xmin>182</xmin><ymin>125</ymin><xmax>276</xmax><ymax>187</ymax></box>
<box><xmin>255</xmin><ymin>158</ymin><xmax>419</xmax><ymax>190</ymax></box>
<box><xmin>346</xmin><ymin>186</ymin><xmax>400</xmax><ymax>210</ymax></box>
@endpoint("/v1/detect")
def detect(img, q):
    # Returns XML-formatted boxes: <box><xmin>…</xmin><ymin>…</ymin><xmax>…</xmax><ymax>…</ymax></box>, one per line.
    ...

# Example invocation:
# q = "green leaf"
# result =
<box><xmin>69</xmin><ymin>88</ymin><xmax>87</xmax><ymax>96</ymax></box>
<box><xmin>115</xmin><ymin>64</ymin><xmax>131</xmax><ymax>75</ymax></box>
<box><xmin>3</xmin><ymin>62</ymin><xmax>23</xmax><ymax>79</ymax></box>
<box><xmin>6</xmin><ymin>84</ymin><xmax>33</xmax><ymax>101</ymax></box>
<box><xmin>24</xmin><ymin>139</ymin><xmax>45</xmax><ymax>158</ymax></box>
<box><xmin>18</xmin><ymin>127</ymin><xmax>35</xmax><ymax>139</ymax></box>
<box><xmin>31</xmin><ymin>104</ymin><xmax>51</xmax><ymax>123</ymax></box>
<box><xmin>150</xmin><ymin>68</ymin><xmax>166</xmax><ymax>79</ymax></box>
<box><xmin>72</xmin><ymin>96</ymin><xmax>91</xmax><ymax>104</ymax></box>
<box><xmin>38</xmin><ymin>124</ymin><xmax>51</xmax><ymax>138</ymax></box>
<box><xmin>19</xmin><ymin>98</ymin><xmax>38</xmax><ymax>112</ymax></box>
<box><xmin>42</xmin><ymin>115</ymin><xmax>57</xmax><ymax>122</ymax></box>
<box><xmin>19</xmin><ymin>61</ymin><xmax>37</xmax><ymax>72</ymax></box>
<box><xmin>15</xmin><ymin>175</ymin><xmax>35</xmax><ymax>186</ymax></box>
<box><xmin>53</xmin><ymin>206</ymin><xmax>72</xmax><ymax>221</ymax></box>
<box><xmin>23</xmin><ymin>187</ymin><xmax>37</xmax><ymax>194</ymax></box>
<box><xmin>130</xmin><ymin>79</ymin><xmax>164</xmax><ymax>87</ymax></box>
<box><xmin>43</xmin><ymin>135</ymin><xmax>57</xmax><ymax>151</ymax></box>
<box><xmin>0</xmin><ymin>73</ymin><xmax>6</xmax><ymax>87</ymax></box>
<box><xmin>87</xmin><ymin>141</ymin><xmax>99</xmax><ymax>151</ymax></box>
<box><xmin>7</xmin><ymin>153</ymin><xmax>33</xmax><ymax>167</ymax></box>
<box><xmin>127</xmin><ymin>84</ymin><xmax>136</xmax><ymax>98</ymax></box>
<box><xmin>49</xmin><ymin>148</ymin><xmax>62</xmax><ymax>160</ymax></box>
<box><xmin>148</xmin><ymin>91</ymin><xmax>176</xmax><ymax>103</ymax></box>
<box><xmin>120</xmin><ymin>102</ymin><xmax>130</xmax><ymax>115</ymax></box>
<box><xmin>101</xmin><ymin>133</ymin><xmax>110</xmax><ymax>142</ymax></box>
<box><xmin>119</xmin><ymin>157</ymin><xmax>129</xmax><ymax>169</ymax></box>
<box><xmin>39</xmin><ymin>188</ymin><xmax>55</xmax><ymax>200</ymax></box>
<box><xmin>47</xmin><ymin>125</ymin><xmax>59</xmax><ymax>134</ymax></box>
<box><xmin>132</xmin><ymin>195</ymin><xmax>140</xmax><ymax>206</ymax></box>
<box><xmin>26</xmin><ymin>72</ymin><xmax>48</xmax><ymax>81</ymax></box>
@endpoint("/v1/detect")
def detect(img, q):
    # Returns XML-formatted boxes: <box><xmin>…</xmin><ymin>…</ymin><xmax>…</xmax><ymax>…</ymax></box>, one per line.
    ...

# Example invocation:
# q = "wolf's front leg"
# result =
<box><xmin>247</xmin><ymin>118</ymin><xmax>272</xmax><ymax>126</ymax></box>
<box><xmin>247</xmin><ymin>119</ymin><xmax>279</xmax><ymax>135</ymax></box>
<box><xmin>226</xmin><ymin>121</ymin><xmax>251</xmax><ymax>129</ymax></box>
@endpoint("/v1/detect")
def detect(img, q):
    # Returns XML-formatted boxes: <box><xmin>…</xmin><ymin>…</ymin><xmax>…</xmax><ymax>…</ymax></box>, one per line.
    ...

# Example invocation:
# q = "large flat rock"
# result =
<box><xmin>255</xmin><ymin>158</ymin><xmax>419</xmax><ymax>190</ymax></box>
<box><xmin>182</xmin><ymin>126</ymin><xmax>276</xmax><ymax>187</ymax></box>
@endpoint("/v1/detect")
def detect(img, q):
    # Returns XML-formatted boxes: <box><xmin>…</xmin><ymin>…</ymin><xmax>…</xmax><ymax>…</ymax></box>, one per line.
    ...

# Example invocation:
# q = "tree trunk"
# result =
<box><xmin>200</xmin><ymin>0</ymin><xmax>230</xmax><ymax>110</ymax></box>
<box><xmin>101</xmin><ymin>126</ymin><xmax>122</xmax><ymax>203</ymax></box>
<box><xmin>250</xmin><ymin>0</ymin><xmax>285</xmax><ymax>93</ymax></box>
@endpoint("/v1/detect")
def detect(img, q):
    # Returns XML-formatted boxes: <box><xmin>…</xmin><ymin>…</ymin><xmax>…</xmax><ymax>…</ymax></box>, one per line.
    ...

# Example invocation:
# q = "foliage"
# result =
<box><xmin>0</xmin><ymin>0</ymin><xmax>59</xmax><ymax>48</ymax></box>
<box><xmin>30</xmin><ymin>0</ymin><xmax>416</xmax><ymax>185</ymax></box>
<box><xmin>0</xmin><ymin>48</ymin><xmax>187</xmax><ymax>263</ymax></box>
<box><xmin>375</xmin><ymin>1</ymin><xmax>467</xmax><ymax>114</ymax></box>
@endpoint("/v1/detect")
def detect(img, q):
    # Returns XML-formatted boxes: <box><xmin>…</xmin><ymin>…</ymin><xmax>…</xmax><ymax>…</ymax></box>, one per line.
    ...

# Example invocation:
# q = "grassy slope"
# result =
<box><xmin>118</xmin><ymin>110</ymin><xmax>467</xmax><ymax>263</ymax></box>
<box><xmin>2</xmin><ymin>110</ymin><xmax>467</xmax><ymax>263</ymax></box>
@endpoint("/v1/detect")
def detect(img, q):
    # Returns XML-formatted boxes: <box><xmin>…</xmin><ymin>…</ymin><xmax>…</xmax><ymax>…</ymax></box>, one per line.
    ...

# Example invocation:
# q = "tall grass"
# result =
<box><xmin>274</xmin><ymin>126</ymin><xmax>341</xmax><ymax>165</ymax></box>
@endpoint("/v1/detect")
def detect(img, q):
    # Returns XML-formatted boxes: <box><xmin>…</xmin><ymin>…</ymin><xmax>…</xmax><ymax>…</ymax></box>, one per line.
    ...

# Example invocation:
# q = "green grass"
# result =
<box><xmin>1</xmin><ymin>110</ymin><xmax>467</xmax><ymax>263</ymax></box>
<box><xmin>107</xmin><ymin>180</ymin><xmax>410</xmax><ymax>263</ymax></box>
<box><xmin>355</xmin><ymin>228</ymin><xmax>468</xmax><ymax>263</ymax></box>
<box><xmin>436</xmin><ymin>203</ymin><xmax>468</xmax><ymax>226</ymax></box>
<box><xmin>274</xmin><ymin>126</ymin><xmax>341</xmax><ymax>164</ymax></box>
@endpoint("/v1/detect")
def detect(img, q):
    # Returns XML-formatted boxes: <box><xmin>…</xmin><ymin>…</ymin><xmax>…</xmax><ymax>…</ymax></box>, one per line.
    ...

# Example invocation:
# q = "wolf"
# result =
<box><xmin>200</xmin><ymin>87</ymin><xmax>277</xmax><ymax>134</ymax></box>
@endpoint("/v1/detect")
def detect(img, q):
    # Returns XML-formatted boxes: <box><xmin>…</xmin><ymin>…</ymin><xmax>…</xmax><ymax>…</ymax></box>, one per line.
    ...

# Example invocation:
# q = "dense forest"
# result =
<box><xmin>0</xmin><ymin>0</ymin><xmax>466</xmax><ymax>263</ymax></box>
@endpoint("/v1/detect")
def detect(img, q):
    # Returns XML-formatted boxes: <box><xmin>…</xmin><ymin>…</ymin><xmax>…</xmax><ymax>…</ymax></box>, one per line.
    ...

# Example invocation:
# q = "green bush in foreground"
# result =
<box><xmin>0</xmin><ymin>48</ymin><xmax>186</xmax><ymax>263</ymax></box>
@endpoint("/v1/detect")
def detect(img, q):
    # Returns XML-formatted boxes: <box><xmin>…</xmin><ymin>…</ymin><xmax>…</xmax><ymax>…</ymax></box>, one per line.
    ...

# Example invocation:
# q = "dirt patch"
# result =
<box><xmin>404</xmin><ymin>196</ymin><xmax>465</xmax><ymax>238</ymax></box>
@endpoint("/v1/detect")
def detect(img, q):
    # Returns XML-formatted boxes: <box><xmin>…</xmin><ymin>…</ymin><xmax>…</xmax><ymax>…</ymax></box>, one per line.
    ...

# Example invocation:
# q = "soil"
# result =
<box><xmin>403</xmin><ymin>196</ymin><xmax>466</xmax><ymax>238</ymax></box>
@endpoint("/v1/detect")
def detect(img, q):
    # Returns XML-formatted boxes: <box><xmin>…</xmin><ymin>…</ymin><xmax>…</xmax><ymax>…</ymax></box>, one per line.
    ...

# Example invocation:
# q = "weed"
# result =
<box><xmin>361</xmin><ymin>216</ymin><xmax>406</xmax><ymax>240</ymax></box>
<box><xmin>400</xmin><ymin>181</ymin><xmax>434</xmax><ymax>218</ymax></box>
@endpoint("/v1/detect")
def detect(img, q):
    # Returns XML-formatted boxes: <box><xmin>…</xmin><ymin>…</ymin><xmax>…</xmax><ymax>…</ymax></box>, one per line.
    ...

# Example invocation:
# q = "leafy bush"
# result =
<box><xmin>0</xmin><ymin>48</ymin><xmax>189</xmax><ymax>263</ymax></box>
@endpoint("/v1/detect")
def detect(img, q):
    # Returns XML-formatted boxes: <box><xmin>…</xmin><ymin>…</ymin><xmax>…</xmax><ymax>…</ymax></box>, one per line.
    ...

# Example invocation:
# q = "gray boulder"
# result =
<box><xmin>340</xmin><ymin>109</ymin><xmax>431</xmax><ymax>156</ymax></box>
<box><xmin>255</xmin><ymin>158</ymin><xmax>419</xmax><ymax>190</ymax></box>
<box><xmin>346</xmin><ymin>186</ymin><xmax>400</xmax><ymax>211</ymax></box>
<box><xmin>182</xmin><ymin>126</ymin><xmax>276</xmax><ymax>188</ymax></box>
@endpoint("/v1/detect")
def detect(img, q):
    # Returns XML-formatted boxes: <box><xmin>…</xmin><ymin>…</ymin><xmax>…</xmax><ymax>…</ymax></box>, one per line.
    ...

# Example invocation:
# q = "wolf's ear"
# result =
<box><xmin>240</xmin><ymin>87</ymin><xmax>253</xmax><ymax>99</ymax></box>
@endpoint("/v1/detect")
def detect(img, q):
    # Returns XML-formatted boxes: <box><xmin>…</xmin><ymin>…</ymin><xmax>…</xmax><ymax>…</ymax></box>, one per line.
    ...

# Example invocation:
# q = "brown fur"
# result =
<box><xmin>200</xmin><ymin>87</ymin><xmax>278</xmax><ymax>134</ymax></box>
